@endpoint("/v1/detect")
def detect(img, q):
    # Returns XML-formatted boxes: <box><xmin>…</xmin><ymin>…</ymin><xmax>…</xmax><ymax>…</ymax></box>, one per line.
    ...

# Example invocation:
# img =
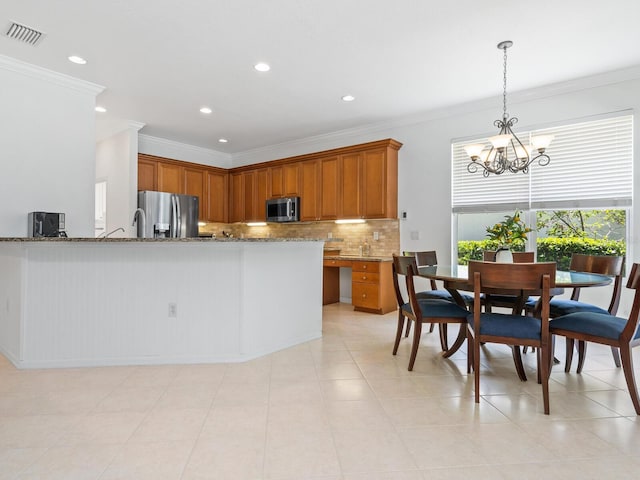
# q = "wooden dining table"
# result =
<box><xmin>416</xmin><ymin>264</ymin><xmax>613</xmax><ymax>373</ymax></box>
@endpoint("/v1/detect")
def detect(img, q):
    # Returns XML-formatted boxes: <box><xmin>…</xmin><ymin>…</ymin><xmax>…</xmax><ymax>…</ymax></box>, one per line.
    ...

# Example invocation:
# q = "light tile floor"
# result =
<box><xmin>1</xmin><ymin>302</ymin><xmax>640</xmax><ymax>479</ymax></box>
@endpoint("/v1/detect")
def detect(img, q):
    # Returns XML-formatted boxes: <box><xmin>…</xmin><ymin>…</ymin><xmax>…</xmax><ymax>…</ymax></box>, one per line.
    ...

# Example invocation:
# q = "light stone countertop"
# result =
<box><xmin>0</xmin><ymin>237</ymin><xmax>325</xmax><ymax>243</ymax></box>
<box><xmin>323</xmin><ymin>254</ymin><xmax>393</xmax><ymax>262</ymax></box>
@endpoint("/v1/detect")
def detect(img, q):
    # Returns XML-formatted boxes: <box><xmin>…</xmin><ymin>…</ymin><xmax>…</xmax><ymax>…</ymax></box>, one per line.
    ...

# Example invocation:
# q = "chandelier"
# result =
<box><xmin>465</xmin><ymin>41</ymin><xmax>554</xmax><ymax>177</ymax></box>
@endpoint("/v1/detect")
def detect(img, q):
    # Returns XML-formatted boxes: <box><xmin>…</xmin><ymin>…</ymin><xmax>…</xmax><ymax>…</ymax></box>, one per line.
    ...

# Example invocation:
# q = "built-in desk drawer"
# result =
<box><xmin>323</xmin><ymin>258</ymin><xmax>352</xmax><ymax>268</ymax></box>
<box><xmin>352</xmin><ymin>261</ymin><xmax>380</xmax><ymax>273</ymax></box>
<box><xmin>352</xmin><ymin>271</ymin><xmax>380</xmax><ymax>284</ymax></box>
<box><xmin>352</xmin><ymin>282</ymin><xmax>380</xmax><ymax>311</ymax></box>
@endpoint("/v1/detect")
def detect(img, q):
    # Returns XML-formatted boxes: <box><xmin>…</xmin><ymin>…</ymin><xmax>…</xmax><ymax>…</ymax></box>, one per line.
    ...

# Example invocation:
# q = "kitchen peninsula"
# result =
<box><xmin>0</xmin><ymin>237</ymin><xmax>323</xmax><ymax>368</ymax></box>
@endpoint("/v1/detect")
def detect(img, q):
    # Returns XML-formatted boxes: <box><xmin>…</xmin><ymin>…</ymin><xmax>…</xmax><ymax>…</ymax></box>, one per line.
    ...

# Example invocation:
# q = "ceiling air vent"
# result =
<box><xmin>5</xmin><ymin>21</ymin><xmax>45</xmax><ymax>46</ymax></box>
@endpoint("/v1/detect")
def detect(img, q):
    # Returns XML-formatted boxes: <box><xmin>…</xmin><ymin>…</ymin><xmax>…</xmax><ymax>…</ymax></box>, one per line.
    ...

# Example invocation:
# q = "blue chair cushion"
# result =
<box><xmin>401</xmin><ymin>299</ymin><xmax>468</xmax><ymax>319</ymax></box>
<box><xmin>416</xmin><ymin>289</ymin><xmax>473</xmax><ymax>304</ymax></box>
<box><xmin>551</xmin><ymin>312</ymin><xmax>640</xmax><ymax>341</ymax></box>
<box><xmin>467</xmin><ymin>312</ymin><xmax>542</xmax><ymax>340</ymax></box>
<box><xmin>549</xmin><ymin>298</ymin><xmax>609</xmax><ymax>317</ymax></box>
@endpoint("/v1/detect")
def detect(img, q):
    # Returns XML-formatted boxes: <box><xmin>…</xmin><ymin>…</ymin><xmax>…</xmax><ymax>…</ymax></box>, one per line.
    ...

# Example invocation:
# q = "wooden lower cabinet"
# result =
<box><xmin>322</xmin><ymin>258</ymin><xmax>396</xmax><ymax>315</ymax></box>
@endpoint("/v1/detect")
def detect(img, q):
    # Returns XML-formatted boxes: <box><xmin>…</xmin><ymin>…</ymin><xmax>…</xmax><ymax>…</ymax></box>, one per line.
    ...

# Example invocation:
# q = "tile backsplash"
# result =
<box><xmin>199</xmin><ymin>219</ymin><xmax>399</xmax><ymax>257</ymax></box>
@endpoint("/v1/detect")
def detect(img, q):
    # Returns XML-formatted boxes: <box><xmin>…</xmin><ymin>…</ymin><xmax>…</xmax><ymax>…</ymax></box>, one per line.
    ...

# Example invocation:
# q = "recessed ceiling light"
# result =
<box><xmin>95</xmin><ymin>106</ymin><xmax>107</xmax><ymax>113</ymax></box>
<box><xmin>199</xmin><ymin>107</ymin><xmax>212</xmax><ymax>114</ymax></box>
<box><xmin>218</xmin><ymin>138</ymin><xmax>228</xmax><ymax>143</ymax></box>
<box><xmin>254</xmin><ymin>62</ymin><xmax>270</xmax><ymax>72</ymax></box>
<box><xmin>341</xmin><ymin>95</ymin><xmax>355</xmax><ymax>102</ymax></box>
<box><xmin>68</xmin><ymin>55</ymin><xmax>87</xmax><ymax>65</ymax></box>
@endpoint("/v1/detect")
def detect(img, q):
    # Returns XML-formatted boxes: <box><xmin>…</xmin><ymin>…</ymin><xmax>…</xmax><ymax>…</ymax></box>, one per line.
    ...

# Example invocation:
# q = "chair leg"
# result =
<box><xmin>536</xmin><ymin>347</ymin><xmax>541</xmax><ymax>384</ymax></box>
<box><xmin>408</xmin><ymin>320</ymin><xmax>423</xmax><ymax>371</ymax></box>
<box><xmin>466</xmin><ymin>327</ymin><xmax>473</xmax><ymax>374</ymax></box>
<box><xmin>619</xmin><ymin>345</ymin><xmax>640</xmax><ymax>415</ymax></box>
<box><xmin>610</xmin><ymin>346</ymin><xmax>621</xmax><ymax>368</ymax></box>
<box><xmin>576</xmin><ymin>340</ymin><xmax>587</xmax><ymax>374</ymax></box>
<box><xmin>429</xmin><ymin>323</ymin><xmax>435</xmax><ymax>333</ymax></box>
<box><xmin>474</xmin><ymin>333</ymin><xmax>481</xmax><ymax>403</ymax></box>
<box><xmin>540</xmin><ymin>343</ymin><xmax>551</xmax><ymax>415</ymax></box>
<box><xmin>565</xmin><ymin>337</ymin><xmax>575</xmax><ymax>373</ymax></box>
<box><xmin>512</xmin><ymin>346</ymin><xmax>527</xmax><ymax>382</ymax></box>
<box><xmin>393</xmin><ymin>310</ymin><xmax>404</xmax><ymax>355</ymax></box>
<box><xmin>439</xmin><ymin>324</ymin><xmax>449</xmax><ymax>351</ymax></box>
<box><xmin>404</xmin><ymin>319</ymin><xmax>412</xmax><ymax>337</ymax></box>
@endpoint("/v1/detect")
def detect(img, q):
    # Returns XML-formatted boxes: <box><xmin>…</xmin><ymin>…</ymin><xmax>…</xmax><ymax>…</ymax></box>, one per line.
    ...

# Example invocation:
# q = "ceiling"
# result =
<box><xmin>3</xmin><ymin>0</ymin><xmax>640</xmax><ymax>154</ymax></box>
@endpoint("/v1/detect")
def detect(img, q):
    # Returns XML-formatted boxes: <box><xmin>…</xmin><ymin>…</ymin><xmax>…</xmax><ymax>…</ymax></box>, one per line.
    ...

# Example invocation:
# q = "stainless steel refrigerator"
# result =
<box><xmin>134</xmin><ymin>191</ymin><xmax>199</xmax><ymax>238</ymax></box>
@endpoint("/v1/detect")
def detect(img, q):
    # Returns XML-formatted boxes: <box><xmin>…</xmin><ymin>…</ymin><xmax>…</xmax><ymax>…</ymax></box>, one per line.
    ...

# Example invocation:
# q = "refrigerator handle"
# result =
<box><xmin>170</xmin><ymin>195</ymin><xmax>177</xmax><ymax>238</ymax></box>
<box><xmin>175</xmin><ymin>195</ymin><xmax>182</xmax><ymax>238</ymax></box>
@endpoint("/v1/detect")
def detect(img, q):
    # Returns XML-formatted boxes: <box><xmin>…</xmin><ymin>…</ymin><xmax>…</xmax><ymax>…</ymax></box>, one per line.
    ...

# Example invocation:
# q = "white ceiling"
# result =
<box><xmin>3</xmin><ymin>0</ymin><xmax>640</xmax><ymax>154</ymax></box>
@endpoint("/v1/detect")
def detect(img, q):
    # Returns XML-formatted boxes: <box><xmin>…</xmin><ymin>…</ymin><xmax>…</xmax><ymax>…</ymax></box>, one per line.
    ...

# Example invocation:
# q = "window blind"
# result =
<box><xmin>452</xmin><ymin>114</ymin><xmax>633</xmax><ymax>213</ymax></box>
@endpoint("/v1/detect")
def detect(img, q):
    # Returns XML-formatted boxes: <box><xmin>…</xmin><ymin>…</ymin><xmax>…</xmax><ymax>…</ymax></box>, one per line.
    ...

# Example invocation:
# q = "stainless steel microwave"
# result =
<box><xmin>266</xmin><ymin>196</ymin><xmax>300</xmax><ymax>222</ymax></box>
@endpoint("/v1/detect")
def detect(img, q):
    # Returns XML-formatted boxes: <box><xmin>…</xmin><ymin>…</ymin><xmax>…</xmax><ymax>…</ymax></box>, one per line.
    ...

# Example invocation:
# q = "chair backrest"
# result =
<box><xmin>483</xmin><ymin>250</ymin><xmax>535</xmax><ymax>263</ymax></box>
<box><xmin>568</xmin><ymin>253</ymin><xmax>625</xmax><ymax>314</ymax></box>
<box><xmin>468</xmin><ymin>260</ymin><xmax>556</xmax><ymax>338</ymax></box>
<box><xmin>392</xmin><ymin>254</ymin><xmax>419</xmax><ymax>308</ymax></box>
<box><xmin>403</xmin><ymin>251</ymin><xmax>438</xmax><ymax>289</ymax></box>
<box><xmin>623</xmin><ymin>263</ymin><xmax>640</xmax><ymax>341</ymax></box>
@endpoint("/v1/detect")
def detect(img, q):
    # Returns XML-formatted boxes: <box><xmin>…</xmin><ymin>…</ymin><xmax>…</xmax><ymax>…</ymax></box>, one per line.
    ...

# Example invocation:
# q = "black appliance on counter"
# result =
<box><xmin>266</xmin><ymin>196</ymin><xmax>300</xmax><ymax>222</ymax></box>
<box><xmin>28</xmin><ymin>212</ymin><xmax>67</xmax><ymax>237</ymax></box>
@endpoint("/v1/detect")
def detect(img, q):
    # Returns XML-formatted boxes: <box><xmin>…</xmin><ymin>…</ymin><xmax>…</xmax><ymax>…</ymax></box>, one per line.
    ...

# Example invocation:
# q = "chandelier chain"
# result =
<box><xmin>502</xmin><ymin>44</ymin><xmax>508</xmax><ymax>119</ymax></box>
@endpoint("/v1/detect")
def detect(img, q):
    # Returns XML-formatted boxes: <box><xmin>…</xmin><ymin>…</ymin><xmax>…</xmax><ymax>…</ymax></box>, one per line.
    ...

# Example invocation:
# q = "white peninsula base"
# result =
<box><xmin>0</xmin><ymin>239</ymin><xmax>323</xmax><ymax>368</ymax></box>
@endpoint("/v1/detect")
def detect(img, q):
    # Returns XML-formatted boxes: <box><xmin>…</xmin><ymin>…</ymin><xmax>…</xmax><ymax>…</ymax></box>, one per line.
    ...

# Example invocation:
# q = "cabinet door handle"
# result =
<box><xmin>363</xmin><ymin>265</ymin><xmax>368</xmax><ymax>269</ymax></box>
<box><xmin>362</xmin><ymin>293</ymin><xmax>367</xmax><ymax>298</ymax></box>
<box><xmin>362</xmin><ymin>275</ymin><xmax>367</xmax><ymax>280</ymax></box>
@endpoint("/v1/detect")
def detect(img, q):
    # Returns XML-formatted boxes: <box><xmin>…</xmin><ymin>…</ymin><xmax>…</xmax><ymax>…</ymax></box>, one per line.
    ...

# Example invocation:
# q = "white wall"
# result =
<box><xmin>96</xmin><ymin>124</ymin><xmax>143</xmax><ymax>237</ymax></box>
<box><xmin>0</xmin><ymin>55</ymin><xmax>103</xmax><ymax>237</ymax></box>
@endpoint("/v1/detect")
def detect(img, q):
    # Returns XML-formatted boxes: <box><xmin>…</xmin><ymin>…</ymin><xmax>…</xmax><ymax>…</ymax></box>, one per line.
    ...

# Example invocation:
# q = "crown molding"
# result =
<box><xmin>0</xmin><ymin>54</ymin><xmax>104</xmax><ymax>96</ymax></box>
<box><xmin>138</xmin><ymin>134</ymin><xmax>232</xmax><ymax>168</ymax></box>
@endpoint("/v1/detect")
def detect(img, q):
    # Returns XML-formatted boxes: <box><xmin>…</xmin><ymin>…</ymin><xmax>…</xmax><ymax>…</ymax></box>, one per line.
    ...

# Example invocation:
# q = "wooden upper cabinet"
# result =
<box><xmin>340</xmin><ymin>152</ymin><xmax>362</xmax><ymax>218</ymax></box>
<box><xmin>138</xmin><ymin>158</ymin><xmax>157</xmax><ymax>191</ymax></box>
<box><xmin>242</xmin><ymin>171</ymin><xmax>255</xmax><ymax>221</ymax></box>
<box><xmin>300</xmin><ymin>160</ymin><xmax>319</xmax><ymax>221</ymax></box>
<box><xmin>269</xmin><ymin>166</ymin><xmax>284</xmax><ymax>198</ymax></box>
<box><xmin>282</xmin><ymin>163</ymin><xmax>300</xmax><ymax>196</ymax></box>
<box><xmin>157</xmin><ymin>162</ymin><xmax>183</xmax><ymax>193</ymax></box>
<box><xmin>183</xmin><ymin>166</ymin><xmax>206</xmax><ymax>220</ymax></box>
<box><xmin>229</xmin><ymin>171</ymin><xmax>244</xmax><ymax>223</ymax></box>
<box><xmin>319</xmin><ymin>156</ymin><xmax>339</xmax><ymax>220</ymax></box>
<box><xmin>205</xmin><ymin>170</ymin><xmax>228</xmax><ymax>223</ymax></box>
<box><xmin>254</xmin><ymin>168</ymin><xmax>268</xmax><ymax>221</ymax></box>
<box><xmin>269</xmin><ymin>163</ymin><xmax>300</xmax><ymax>198</ymax></box>
<box><xmin>362</xmin><ymin>149</ymin><xmax>387</xmax><ymax>219</ymax></box>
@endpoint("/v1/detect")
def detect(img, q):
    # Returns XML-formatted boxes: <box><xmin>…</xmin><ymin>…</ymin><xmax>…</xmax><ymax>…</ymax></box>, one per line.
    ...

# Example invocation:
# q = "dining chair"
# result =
<box><xmin>482</xmin><ymin>251</ymin><xmax>535</xmax><ymax>313</ymax></box>
<box><xmin>392</xmin><ymin>254</ymin><xmax>469</xmax><ymax>370</ymax></box>
<box><xmin>550</xmin><ymin>262</ymin><xmax>640</xmax><ymax>415</ymax></box>
<box><xmin>544</xmin><ymin>253</ymin><xmax>625</xmax><ymax>371</ymax></box>
<box><xmin>403</xmin><ymin>251</ymin><xmax>472</xmax><ymax>349</ymax></box>
<box><xmin>404</xmin><ymin>251</ymin><xmax>473</xmax><ymax>304</ymax></box>
<box><xmin>467</xmin><ymin>260</ymin><xmax>556</xmax><ymax>414</ymax></box>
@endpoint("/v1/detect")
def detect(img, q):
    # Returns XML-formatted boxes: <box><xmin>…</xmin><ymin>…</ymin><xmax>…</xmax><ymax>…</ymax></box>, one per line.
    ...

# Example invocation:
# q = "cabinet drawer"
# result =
<box><xmin>351</xmin><ymin>271</ymin><xmax>380</xmax><ymax>284</ymax></box>
<box><xmin>323</xmin><ymin>258</ymin><xmax>352</xmax><ymax>268</ymax></box>
<box><xmin>352</xmin><ymin>283</ymin><xmax>380</xmax><ymax>310</ymax></box>
<box><xmin>352</xmin><ymin>261</ymin><xmax>380</xmax><ymax>273</ymax></box>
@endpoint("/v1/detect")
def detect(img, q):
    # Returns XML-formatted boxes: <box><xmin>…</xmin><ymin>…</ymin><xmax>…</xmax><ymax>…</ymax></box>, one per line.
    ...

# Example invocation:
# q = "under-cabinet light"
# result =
<box><xmin>246</xmin><ymin>222</ymin><xmax>267</xmax><ymax>227</ymax></box>
<box><xmin>335</xmin><ymin>219</ymin><xmax>366</xmax><ymax>224</ymax></box>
